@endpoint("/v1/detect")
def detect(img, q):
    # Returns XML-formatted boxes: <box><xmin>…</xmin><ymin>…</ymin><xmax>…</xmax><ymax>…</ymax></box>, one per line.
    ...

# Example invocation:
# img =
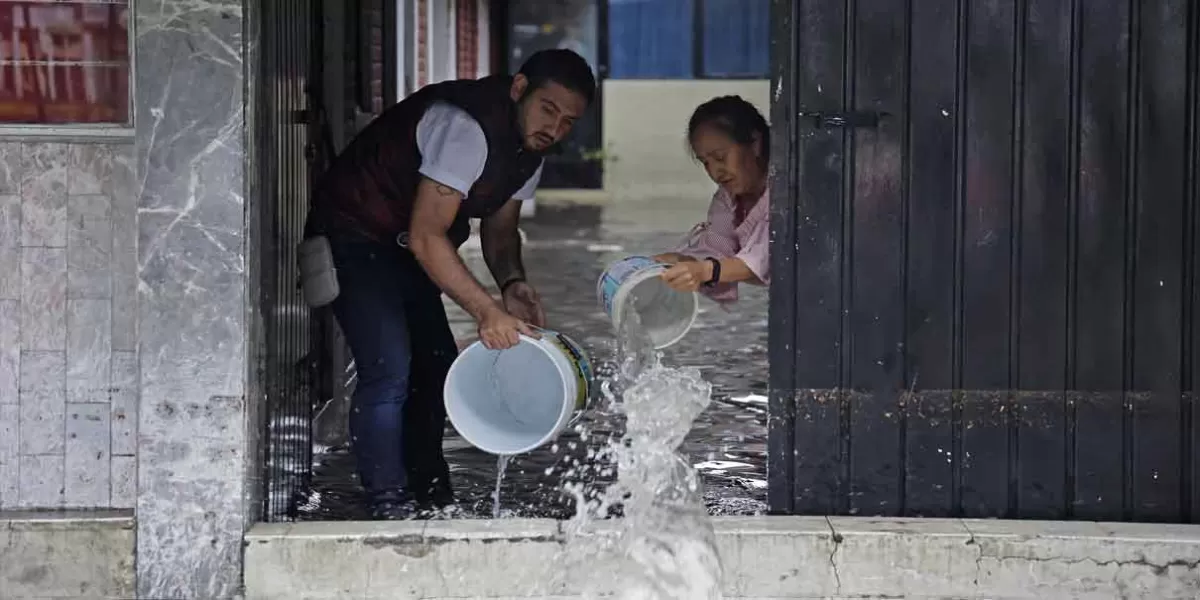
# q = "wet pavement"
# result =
<box><xmin>296</xmin><ymin>203</ymin><xmax>769</xmax><ymax>520</ymax></box>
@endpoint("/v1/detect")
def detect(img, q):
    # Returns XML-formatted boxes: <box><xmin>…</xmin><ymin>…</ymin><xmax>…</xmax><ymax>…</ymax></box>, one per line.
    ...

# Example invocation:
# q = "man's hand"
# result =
<box><xmin>478</xmin><ymin>306</ymin><xmax>538</xmax><ymax>350</ymax></box>
<box><xmin>661</xmin><ymin>260</ymin><xmax>714</xmax><ymax>292</ymax></box>
<box><xmin>502</xmin><ymin>281</ymin><xmax>546</xmax><ymax>328</ymax></box>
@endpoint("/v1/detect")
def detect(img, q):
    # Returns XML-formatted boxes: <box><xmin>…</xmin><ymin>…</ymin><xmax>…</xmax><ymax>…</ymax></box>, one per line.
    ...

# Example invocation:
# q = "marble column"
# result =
<box><xmin>134</xmin><ymin>1</ymin><xmax>258</xmax><ymax>598</ymax></box>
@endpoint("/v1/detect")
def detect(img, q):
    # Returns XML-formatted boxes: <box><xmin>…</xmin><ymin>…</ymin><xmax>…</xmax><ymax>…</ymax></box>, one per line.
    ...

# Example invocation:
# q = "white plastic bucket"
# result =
<box><xmin>443</xmin><ymin>330</ymin><xmax>593</xmax><ymax>455</ymax></box>
<box><xmin>597</xmin><ymin>255</ymin><xmax>699</xmax><ymax>349</ymax></box>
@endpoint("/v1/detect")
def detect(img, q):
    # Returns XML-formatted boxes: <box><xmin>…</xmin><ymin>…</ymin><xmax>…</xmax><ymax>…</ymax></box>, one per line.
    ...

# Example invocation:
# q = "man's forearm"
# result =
<box><xmin>481</xmin><ymin>226</ymin><xmax>525</xmax><ymax>288</ymax></box>
<box><xmin>410</xmin><ymin>232</ymin><xmax>501</xmax><ymax>321</ymax></box>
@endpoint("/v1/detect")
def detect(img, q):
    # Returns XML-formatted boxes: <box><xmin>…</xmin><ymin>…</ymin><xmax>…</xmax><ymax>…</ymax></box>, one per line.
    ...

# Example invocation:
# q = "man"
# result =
<box><xmin>306</xmin><ymin>49</ymin><xmax>596</xmax><ymax>519</ymax></box>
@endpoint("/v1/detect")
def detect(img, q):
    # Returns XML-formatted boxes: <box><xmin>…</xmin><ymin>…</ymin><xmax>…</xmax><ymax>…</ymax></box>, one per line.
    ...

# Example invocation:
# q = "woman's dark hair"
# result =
<box><xmin>687</xmin><ymin>95</ymin><xmax>770</xmax><ymax>166</ymax></box>
<box><xmin>518</xmin><ymin>49</ymin><xmax>597</xmax><ymax>105</ymax></box>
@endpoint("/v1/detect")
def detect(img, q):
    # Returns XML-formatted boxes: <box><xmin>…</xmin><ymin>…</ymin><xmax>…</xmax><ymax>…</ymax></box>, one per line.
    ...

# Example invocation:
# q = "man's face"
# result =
<box><xmin>510</xmin><ymin>74</ymin><xmax>588</xmax><ymax>152</ymax></box>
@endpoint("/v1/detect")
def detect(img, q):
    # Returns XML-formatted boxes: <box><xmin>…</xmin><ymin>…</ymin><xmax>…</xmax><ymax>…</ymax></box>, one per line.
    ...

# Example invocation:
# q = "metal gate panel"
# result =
<box><xmin>258</xmin><ymin>0</ymin><xmax>323</xmax><ymax>522</ymax></box>
<box><xmin>769</xmin><ymin>0</ymin><xmax>1199</xmax><ymax>523</ymax></box>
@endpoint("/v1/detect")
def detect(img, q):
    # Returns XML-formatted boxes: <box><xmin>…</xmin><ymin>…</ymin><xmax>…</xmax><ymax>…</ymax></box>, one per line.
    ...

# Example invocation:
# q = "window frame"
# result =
<box><xmin>0</xmin><ymin>0</ymin><xmax>135</xmax><ymax>138</ymax></box>
<box><xmin>602</xmin><ymin>0</ymin><xmax>770</xmax><ymax>81</ymax></box>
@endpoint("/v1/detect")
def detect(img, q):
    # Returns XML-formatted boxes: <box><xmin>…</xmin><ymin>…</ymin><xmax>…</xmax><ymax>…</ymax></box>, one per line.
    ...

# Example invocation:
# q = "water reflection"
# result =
<box><xmin>295</xmin><ymin>208</ymin><xmax>769</xmax><ymax>520</ymax></box>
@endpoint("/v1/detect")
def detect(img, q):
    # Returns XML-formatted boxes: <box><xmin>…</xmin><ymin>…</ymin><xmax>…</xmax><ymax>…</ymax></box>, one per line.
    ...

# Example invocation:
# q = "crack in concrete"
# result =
<box><xmin>823</xmin><ymin>515</ymin><xmax>843</xmax><ymax>593</ymax></box>
<box><xmin>962</xmin><ymin>523</ymin><xmax>1200</xmax><ymax>595</ymax></box>
<box><xmin>417</xmin><ymin>522</ymin><xmax>455</xmax><ymax>598</ymax></box>
<box><xmin>1</xmin><ymin>520</ymin><xmax>13</xmax><ymax>554</ymax></box>
<box><xmin>960</xmin><ymin>518</ymin><xmax>983</xmax><ymax>588</ymax></box>
<box><xmin>984</xmin><ymin>551</ymin><xmax>1200</xmax><ymax>575</ymax></box>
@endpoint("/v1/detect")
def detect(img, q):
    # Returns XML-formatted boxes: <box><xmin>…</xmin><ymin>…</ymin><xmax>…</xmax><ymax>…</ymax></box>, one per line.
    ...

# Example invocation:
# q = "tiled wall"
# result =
<box><xmin>0</xmin><ymin>140</ymin><xmax>137</xmax><ymax>510</ymax></box>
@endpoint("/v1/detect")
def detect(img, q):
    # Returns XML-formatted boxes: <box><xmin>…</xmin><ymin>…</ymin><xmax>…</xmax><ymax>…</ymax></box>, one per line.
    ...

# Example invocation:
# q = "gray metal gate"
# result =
<box><xmin>769</xmin><ymin>0</ymin><xmax>1199</xmax><ymax>522</ymax></box>
<box><xmin>257</xmin><ymin>0</ymin><xmax>327</xmax><ymax>522</ymax></box>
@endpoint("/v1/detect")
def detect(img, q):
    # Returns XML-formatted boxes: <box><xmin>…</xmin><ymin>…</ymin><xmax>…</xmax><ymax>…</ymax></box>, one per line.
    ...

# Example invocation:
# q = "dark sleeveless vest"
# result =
<box><xmin>310</xmin><ymin>75</ymin><xmax>543</xmax><ymax>247</ymax></box>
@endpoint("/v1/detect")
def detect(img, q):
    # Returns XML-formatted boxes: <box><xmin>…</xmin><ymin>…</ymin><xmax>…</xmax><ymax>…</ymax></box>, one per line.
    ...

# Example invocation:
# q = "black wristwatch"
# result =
<box><xmin>704</xmin><ymin>257</ymin><xmax>721</xmax><ymax>285</ymax></box>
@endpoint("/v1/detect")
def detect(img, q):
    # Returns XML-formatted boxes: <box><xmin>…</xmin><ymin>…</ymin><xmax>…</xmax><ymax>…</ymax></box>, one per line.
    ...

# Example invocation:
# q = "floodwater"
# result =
<box><xmin>295</xmin><ymin>204</ymin><xmax>769</xmax><ymax>520</ymax></box>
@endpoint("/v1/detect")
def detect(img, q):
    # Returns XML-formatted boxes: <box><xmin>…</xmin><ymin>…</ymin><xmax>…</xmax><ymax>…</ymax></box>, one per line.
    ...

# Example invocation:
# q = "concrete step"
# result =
<box><xmin>0</xmin><ymin>510</ymin><xmax>135</xmax><ymax>599</ymax></box>
<box><xmin>244</xmin><ymin>515</ymin><xmax>1200</xmax><ymax>599</ymax></box>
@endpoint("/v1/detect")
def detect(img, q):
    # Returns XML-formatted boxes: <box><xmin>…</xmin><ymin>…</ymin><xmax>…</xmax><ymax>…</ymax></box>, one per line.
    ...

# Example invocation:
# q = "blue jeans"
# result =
<box><xmin>328</xmin><ymin>238</ymin><xmax>456</xmax><ymax>500</ymax></box>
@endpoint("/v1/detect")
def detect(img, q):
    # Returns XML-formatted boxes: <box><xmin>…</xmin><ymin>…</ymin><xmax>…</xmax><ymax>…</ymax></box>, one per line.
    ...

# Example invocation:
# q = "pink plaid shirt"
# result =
<box><xmin>672</xmin><ymin>187</ymin><xmax>771</xmax><ymax>305</ymax></box>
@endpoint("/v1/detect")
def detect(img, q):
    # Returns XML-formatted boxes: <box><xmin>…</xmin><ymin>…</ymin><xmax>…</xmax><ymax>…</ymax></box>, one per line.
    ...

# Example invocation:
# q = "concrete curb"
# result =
<box><xmin>0</xmin><ymin>510</ymin><xmax>136</xmax><ymax>599</ymax></box>
<box><xmin>532</xmin><ymin>189</ymin><xmax>612</xmax><ymax>207</ymax></box>
<box><xmin>244</xmin><ymin>515</ymin><xmax>1200</xmax><ymax>599</ymax></box>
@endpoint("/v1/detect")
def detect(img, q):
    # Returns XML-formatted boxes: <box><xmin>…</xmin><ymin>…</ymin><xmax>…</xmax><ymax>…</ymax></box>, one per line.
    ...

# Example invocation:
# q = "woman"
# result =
<box><xmin>654</xmin><ymin>95</ymin><xmax>770</xmax><ymax>305</ymax></box>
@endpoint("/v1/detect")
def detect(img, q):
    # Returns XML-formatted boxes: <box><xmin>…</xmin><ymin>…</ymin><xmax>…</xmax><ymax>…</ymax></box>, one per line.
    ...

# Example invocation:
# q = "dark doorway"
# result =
<box><xmin>257</xmin><ymin>0</ymin><xmax>329</xmax><ymax>522</ymax></box>
<box><xmin>769</xmin><ymin>0</ymin><xmax>1199</xmax><ymax>523</ymax></box>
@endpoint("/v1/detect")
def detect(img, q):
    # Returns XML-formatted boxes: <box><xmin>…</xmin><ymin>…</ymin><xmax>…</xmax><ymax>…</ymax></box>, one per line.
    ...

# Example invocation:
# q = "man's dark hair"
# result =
<box><xmin>517</xmin><ymin>49</ymin><xmax>597</xmax><ymax>105</ymax></box>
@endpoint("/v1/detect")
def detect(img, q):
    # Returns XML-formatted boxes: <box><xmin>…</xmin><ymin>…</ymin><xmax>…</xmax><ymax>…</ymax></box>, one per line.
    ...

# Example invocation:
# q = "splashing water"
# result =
<box><xmin>556</xmin><ymin>310</ymin><xmax>724</xmax><ymax>599</ymax></box>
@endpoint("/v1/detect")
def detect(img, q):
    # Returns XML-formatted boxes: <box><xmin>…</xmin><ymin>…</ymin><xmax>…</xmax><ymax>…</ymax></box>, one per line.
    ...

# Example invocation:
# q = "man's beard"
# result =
<box><xmin>515</xmin><ymin>95</ymin><xmax>555</xmax><ymax>154</ymax></box>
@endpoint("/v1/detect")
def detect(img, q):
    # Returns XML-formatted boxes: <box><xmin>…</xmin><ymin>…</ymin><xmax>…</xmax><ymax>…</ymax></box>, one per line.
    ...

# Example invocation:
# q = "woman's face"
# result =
<box><xmin>690</xmin><ymin>123</ymin><xmax>765</xmax><ymax>198</ymax></box>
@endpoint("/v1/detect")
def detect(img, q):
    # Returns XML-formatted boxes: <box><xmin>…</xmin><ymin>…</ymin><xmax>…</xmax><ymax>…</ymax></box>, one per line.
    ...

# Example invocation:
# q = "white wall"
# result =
<box><xmin>601</xmin><ymin>79</ymin><xmax>770</xmax><ymax>204</ymax></box>
<box><xmin>396</xmin><ymin>0</ymin><xmax>414</xmax><ymax>96</ymax></box>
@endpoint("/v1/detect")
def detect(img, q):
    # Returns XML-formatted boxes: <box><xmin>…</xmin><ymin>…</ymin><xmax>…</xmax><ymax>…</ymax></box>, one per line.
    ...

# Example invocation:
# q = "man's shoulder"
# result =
<box><xmin>415</xmin><ymin>100</ymin><xmax>489</xmax><ymax>188</ymax></box>
<box><xmin>417</xmin><ymin>101</ymin><xmax>486</xmax><ymax>146</ymax></box>
<box><xmin>422</xmin><ymin>101</ymin><xmax>480</xmax><ymax>126</ymax></box>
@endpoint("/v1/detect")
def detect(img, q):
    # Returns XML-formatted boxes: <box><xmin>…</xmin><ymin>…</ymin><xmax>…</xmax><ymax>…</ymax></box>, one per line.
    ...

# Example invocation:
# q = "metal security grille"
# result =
<box><xmin>769</xmin><ymin>0</ymin><xmax>1199</xmax><ymax>523</ymax></box>
<box><xmin>258</xmin><ymin>0</ymin><xmax>324</xmax><ymax>522</ymax></box>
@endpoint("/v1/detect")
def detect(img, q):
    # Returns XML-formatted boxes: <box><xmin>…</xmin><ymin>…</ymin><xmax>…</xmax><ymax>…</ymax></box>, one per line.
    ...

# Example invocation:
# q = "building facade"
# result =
<box><xmin>0</xmin><ymin>1</ymin><xmax>492</xmax><ymax>597</ymax></box>
<box><xmin>1</xmin><ymin>1</ymin><xmax>1198</xmax><ymax>599</ymax></box>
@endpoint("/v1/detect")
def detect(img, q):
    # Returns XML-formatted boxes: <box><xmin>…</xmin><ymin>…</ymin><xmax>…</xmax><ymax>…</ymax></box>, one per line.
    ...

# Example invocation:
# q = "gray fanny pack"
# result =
<box><xmin>297</xmin><ymin>235</ymin><xmax>340</xmax><ymax>307</ymax></box>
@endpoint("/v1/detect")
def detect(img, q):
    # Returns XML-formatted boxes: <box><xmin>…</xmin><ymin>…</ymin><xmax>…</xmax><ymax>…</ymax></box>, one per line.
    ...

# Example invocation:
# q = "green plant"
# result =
<box><xmin>580</xmin><ymin>144</ymin><xmax>619</xmax><ymax>164</ymax></box>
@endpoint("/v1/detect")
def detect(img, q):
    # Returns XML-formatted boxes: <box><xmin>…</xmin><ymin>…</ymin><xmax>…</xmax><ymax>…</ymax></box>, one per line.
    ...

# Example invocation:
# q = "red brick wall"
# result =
<box><xmin>455</xmin><ymin>0</ymin><xmax>478</xmax><ymax>79</ymax></box>
<box><xmin>366</xmin><ymin>0</ymin><xmax>385</xmax><ymax>112</ymax></box>
<box><xmin>398</xmin><ymin>0</ymin><xmax>483</xmax><ymax>92</ymax></box>
<box><xmin>417</xmin><ymin>0</ymin><xmax>429</xmax><ymax>87</ymax></box>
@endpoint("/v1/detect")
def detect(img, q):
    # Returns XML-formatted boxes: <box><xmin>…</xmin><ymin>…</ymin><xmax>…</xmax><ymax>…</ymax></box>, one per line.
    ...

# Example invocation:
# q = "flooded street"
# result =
<box><xmin>297</xmin><ymin>204</ymin><xmax>769</xmax><ymax>520</ymax></box>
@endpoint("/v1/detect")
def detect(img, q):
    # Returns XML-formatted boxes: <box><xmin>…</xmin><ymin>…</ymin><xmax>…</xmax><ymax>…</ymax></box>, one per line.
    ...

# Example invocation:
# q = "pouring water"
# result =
<box><xmin>493</xmin><ymin>454</ymin><xmax>511</xmax><ymax>518</ymax></box>
<box><xmin>558</xmin><ymin>310</ymin><xmax>724</xmax><ymax>599</ymax></box>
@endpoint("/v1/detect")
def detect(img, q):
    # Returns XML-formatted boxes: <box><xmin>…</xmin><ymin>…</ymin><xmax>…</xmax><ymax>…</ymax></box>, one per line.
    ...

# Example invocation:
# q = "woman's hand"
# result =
<box><xmin>660</xmin><ymin>260</ymin><xmax>714</xmax><ymax>292</ymax></box>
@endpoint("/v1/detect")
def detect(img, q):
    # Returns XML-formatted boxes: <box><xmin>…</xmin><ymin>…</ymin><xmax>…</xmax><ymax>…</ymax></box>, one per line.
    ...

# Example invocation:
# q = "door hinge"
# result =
<box><xmin>800</xmin><ymin>110</ymin><xmax>890</xmax><ymax>129</ymax></box>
